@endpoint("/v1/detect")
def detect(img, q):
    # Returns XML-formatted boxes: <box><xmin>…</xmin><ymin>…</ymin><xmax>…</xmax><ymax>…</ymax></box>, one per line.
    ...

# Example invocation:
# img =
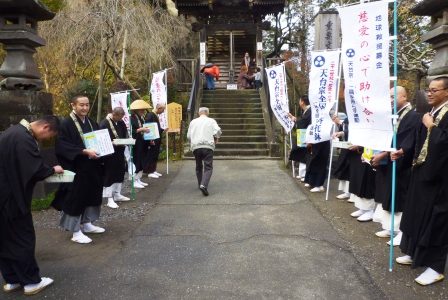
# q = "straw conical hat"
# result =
<box><xmin>130</xmin><ymin>99</ymin><xmax>152</xmax><ymax>110</ymax></box>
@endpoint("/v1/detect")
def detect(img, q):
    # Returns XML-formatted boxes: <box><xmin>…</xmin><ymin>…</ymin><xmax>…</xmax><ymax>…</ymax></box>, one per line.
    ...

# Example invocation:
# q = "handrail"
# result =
<box><xmin>187</xmin><ymin>58</ymin><xmax>202</xmax><ymax>123</ymax></box>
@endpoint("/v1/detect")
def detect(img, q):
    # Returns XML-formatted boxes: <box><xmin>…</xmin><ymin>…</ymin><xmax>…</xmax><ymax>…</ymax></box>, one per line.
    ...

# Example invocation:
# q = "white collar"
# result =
<box><xmin>73</xmin><ymin>110</ymin><xmax>86</xmax><ymax>123</ymax></box>
<box><xmin>397</xmin><ymin>103</ymin><xmax>410</xmax><ymax>114</ymax></box>
<box><xmin>430</xmin><ymin>101</ymin><xmax>448</xmax><ymax>116</ymax></box>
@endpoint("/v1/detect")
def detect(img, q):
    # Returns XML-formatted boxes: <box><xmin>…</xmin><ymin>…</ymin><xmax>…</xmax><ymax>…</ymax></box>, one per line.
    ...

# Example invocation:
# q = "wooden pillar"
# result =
<box><xmin>199</xmin><ymin>28</ymin><xmax>207</xmax><ymax>65</ymax></box>
<box><xmin>256</xmin><ymin>26</ymin><xmax>263</xmax><ymax>68</ymax></box>
<box><xmin>229</xmin><ymin>31</ymin><xmax>235</xmax><ymax>83</ymax></box>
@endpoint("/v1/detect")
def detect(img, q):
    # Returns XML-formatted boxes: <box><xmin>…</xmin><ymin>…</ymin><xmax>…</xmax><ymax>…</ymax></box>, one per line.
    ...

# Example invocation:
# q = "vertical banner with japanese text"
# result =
<box><xmin>306</xmin><ymin>50</ymin><xmax>341</xmax><ymax>143</ymax></box>
<box><xmin>150</xmin><ymin>70</ymin><xmax>168</xmax><ymax>129</ymax></box>
<box><xmin>111</xmin><ymin>92</ymin><xmax>131</xmax><ymax>130</ymax></box>
<box><xmin>339</xmin><ymin>1</ymin><xmax>393</xmax><ymax>151</ymax></box>
<box><xmin>265</xmin><ymin>64</ymin><xmax>295</xmax><ymax>133</ymax></box>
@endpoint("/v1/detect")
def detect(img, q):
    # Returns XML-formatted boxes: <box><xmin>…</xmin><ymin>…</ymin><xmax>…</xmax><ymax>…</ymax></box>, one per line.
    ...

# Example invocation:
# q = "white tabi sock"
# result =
<box><xmin>415</xmin><ymin>267</ymin><xmax>445</xmax><ymax>285</ymax></box>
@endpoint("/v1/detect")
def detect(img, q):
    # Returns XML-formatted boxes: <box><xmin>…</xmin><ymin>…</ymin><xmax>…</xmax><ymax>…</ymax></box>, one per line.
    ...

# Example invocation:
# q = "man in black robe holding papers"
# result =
<box><xmin>371</xmin><ymin>86</ymin><xmax>419</xmax><ymax>245</ymax></box>
<box><xmin>145</xmin><ymin>103</ymin><xmax>165</xmax><ymax>179</ymax></box>
<box><xmin>130</xmin><ymin>99</ymin><xmax>152</xmax><ymax>189</ymax></box>
<box><xmin>0</xmin><ymin>116</ymin><xmax>62</xmax><ymax>295</ymax></box>
<box><xmin>397</xmin><ymin>77</ymin><xmax>448</xmax><ymax>286</ymax></box>
<box><xmin>100</xmin><ymin>107</ymin><xmax>130</xmax><ymax>209</ymax></box>
<box><xmin>288</xmin><ymin>95</ymin><xmax>311</xmax><ymax>181</ymax></box>
<box><xmin>53</xmin><ymin>95</ymin><xmax>105</xmax><ymax>244</ymax></box>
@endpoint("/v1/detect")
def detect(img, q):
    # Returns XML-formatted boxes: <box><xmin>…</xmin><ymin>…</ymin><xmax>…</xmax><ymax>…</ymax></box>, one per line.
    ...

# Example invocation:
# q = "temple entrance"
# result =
<box><xmin>207</xmin><ymin>29</ymin><xmax>257</xmax><ymax>88</ymax></box>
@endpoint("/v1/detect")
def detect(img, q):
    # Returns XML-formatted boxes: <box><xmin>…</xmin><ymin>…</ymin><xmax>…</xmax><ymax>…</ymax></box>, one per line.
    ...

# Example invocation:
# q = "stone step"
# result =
<box><xmin>204</xmin><ymin>107</ymin><xmax>262</xmax><ymax>113</ymax></box>
<box><xmin>204</xmin><ymin>103</ymin><xmax>261</xmax><ymax>109</ymax></box>
<box><xmin>203</xmin><ymin>96</ymin><xmax>261</xmax><ymax>101</ymax></box>
<box><xmin>219</xmin><ymin>123</ymin><xmax>266</xmax><ymax>130</ymax></box>
<box><xmin>221</xmin><ymin>129</ymin><xmax>267</xmax><ymax>136</ymax></box>
<box><xmin>214</xmin><ymin>118</ymin><xmax>264</xmax><ymax>124</ymax></box>
<box><xmin>213</xmin><ymin>148</ymin><xmax>270</xmax><ymax>156</ymax></box>
<box><xmin>216</xmin><ymin>142</ymin><xmax>268</xmax><ymax>149</ymax></box>
<box><xmin>209</xmin><ymin>112</ymin><xmax>264</xmax><ymax>119</ymax></box>
<box><xmin>203</xmin><ymin>90</ymin><xmax>259</xmax><ymax>95</ymax></box>
<box><xmin>219</xmin><ymin>135</ymin><xmax>267</xmax><ymax>143</ymax></box>
<box><xmin>201</xmin><ymin>98</ymin><xmax>261</xmax><ymax>108</ymax></box>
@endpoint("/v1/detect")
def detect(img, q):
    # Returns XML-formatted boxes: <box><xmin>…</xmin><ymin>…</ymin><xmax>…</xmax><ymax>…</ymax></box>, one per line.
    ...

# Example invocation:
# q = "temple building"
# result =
<box><xmin>175</xmin><ymin>0</ymin><xmax>285</xmax><ymax>87</ymax></box>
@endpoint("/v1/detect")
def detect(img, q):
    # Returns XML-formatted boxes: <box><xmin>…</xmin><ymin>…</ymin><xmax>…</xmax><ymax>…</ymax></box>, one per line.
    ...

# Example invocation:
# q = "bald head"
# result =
<box><xmin>390</xmin><ymin>86</ymin><xmax>408</xmax><ymax>110</ymax></box>
<box><xmin>111</xmin><ymin>107</ymin><xmax>125</xmax><ymax>121</ymax></box>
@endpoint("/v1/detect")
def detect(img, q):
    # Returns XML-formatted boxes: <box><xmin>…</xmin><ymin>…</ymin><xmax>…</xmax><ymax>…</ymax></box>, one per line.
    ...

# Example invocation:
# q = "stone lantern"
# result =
<box><xmin>412</xmin><ymin>0</ymin><xmax>448</xmax><ymax>78</ymax></box>
<box><xmin>0</xmin><ymin>0</ymin><xmax>55</xmax><ymax>131</ymax></box>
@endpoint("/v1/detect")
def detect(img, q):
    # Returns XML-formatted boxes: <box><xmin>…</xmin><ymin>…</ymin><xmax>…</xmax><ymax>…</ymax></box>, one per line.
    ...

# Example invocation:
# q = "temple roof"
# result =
<box><xmin>411</xmin><ymin>0</ymin><xmax>447</xmax><ymax>16</ymax></box>
<box><xmin>0</xmin><ymin>0</ymin><xmax>55</xmax><ymax>21</ymax></box>
<box><xmin>175</xmin><ymin>0</ymin><xmax>286</xmax><ymax>19</ymax></box>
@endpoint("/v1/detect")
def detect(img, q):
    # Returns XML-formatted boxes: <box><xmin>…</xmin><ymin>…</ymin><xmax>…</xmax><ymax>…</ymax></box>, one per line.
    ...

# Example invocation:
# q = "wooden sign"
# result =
<box><xmin>167</xmin><ymin>102</ymin><xmax>182</xmax><ymax>133</ymax></box>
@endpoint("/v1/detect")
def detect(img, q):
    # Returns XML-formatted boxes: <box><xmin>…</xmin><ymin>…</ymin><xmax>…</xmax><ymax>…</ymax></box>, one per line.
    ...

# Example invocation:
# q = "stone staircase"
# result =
<box><xmin>202</xmin><ymin>89</ymin><xmax>270</xmax><ymax>158</ymax></box>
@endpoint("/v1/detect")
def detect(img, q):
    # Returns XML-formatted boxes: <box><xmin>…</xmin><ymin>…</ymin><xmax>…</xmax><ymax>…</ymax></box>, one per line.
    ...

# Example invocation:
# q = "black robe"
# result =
<box><xmin>374</xmin><ymin>109</ymin><xmax>420</xmax><ymax>212</ymax></box>
<box><xmin>0</xmin><ymin>124</ymin><xmax>54</xmax><ymax>264</ymax></box>
<box><xmin>305</xmin><ymin>140</ymin><xmax>331</xmax><ymax>187</ymax></box>
<box><xmin>400</xmin><ymin>108</ymin><xmax>448</xmax><ymax>273</ymax></box>
<box><xmin>348</xmin><ymin>147</ymin><xmax>376</xmax><ymax>199</ymax></box>
<box><xmin>333</xmin><ymin>118</ymin><xmax>351</xmax><ymax>181</ymax></box>
<box><xmin>130</xmin><ymin>113</ymin><xmax>149</xmax><ymax>174</ymax></box>
<box><xmin>289</xmin><ymin>108</ymin><xmax>311</xmax><ymax>163</ymax></box>
<box><xmin>52</xmin><ymin>115</ymin><xmax>103</xmax><ymax>216</ymax></box>
<box><xmin>144</xmin><ymin>111</ymin><xmax>163</xmax><ymax>173</ymax></box>
<box><xmin>99</xmin><ymin>118</ymin><xmax>128</xmax><ymax>186</ymax></box>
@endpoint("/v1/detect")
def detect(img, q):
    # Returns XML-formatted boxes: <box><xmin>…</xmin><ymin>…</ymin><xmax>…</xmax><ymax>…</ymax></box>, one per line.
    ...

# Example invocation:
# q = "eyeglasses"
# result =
<box><xmin>425</xmin><ymin>88</ymin><xmax>448</xmax><ymax>94</ymax></box>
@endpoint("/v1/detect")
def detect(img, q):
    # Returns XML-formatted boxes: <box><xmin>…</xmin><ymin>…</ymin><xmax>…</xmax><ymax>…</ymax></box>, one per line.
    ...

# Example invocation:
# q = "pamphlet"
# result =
<box><xmin>83</xmin><ymin>129</ymin><xmax>115</xmax><ymax>157</ymax></box>
<box><xmin>143</xmin><ymin>122</ymin><xmax>160</xmax><ymax>140</ymax></box>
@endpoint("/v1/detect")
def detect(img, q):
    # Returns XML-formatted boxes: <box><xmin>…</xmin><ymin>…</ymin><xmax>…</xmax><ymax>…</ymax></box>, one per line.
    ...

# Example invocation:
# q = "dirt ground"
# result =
<box><xmin>5</xmin><ymin>160</ymin><xmax>447</xmax><ymax>299</ymax></box>
<box><xmin>300</xmin><ymin>172</ymin><xmax>448</xmax><ymax>300</ymax></box>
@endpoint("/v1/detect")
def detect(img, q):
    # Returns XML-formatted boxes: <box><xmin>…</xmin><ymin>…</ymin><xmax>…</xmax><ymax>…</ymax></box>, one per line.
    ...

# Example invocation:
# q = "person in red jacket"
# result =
<box><xmin>201</xmin><ymin>63</ymin><xmax>220</xmax><ymax>90</ymax></box>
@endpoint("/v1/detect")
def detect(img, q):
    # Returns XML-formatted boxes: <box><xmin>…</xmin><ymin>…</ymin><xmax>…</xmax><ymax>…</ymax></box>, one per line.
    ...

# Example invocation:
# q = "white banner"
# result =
<box><xmin>265</xmin><ymin>64</ymin><xmax>294</xmax><ymax>133</ymax></box>
<box><xmin>306</xmin><ymin>50</ymin><xmax>340</xmax><ymax>143</ymax></box>
<box><xmin>150</xmin><ymin>70</ymin><xmax>168</xmax><ymax>129</ymax></box>
<box><xmin>339</xmin><ymin>1</ymin><xmax>393</xmax><ymax>151</ymax></box>
<box><xmin>200</xmin><ymin>42</ymin><xmax>206</xmax><ymax>66</ymax></box>
<box><xmin>110</xmin><ymin>92</ymin><xmax>130</xmax><ymax>130</ymax></box>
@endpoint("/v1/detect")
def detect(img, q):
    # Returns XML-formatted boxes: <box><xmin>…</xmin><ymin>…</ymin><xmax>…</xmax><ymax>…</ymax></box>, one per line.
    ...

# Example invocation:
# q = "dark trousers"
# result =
<box><xmin>145</xmin><ymin>141</ymin><xmax>161</xmax><ymax>174</ymax></box>
<box><xmin>0</xmin><ymin>257</ymin><xmax>40</xmax><ymax>285</ymax></box>
<box><xmin>193</xmin><ymin>148</ymin><xmax>214</xmax><ymax>188</ymax></box>
<box><xmin>0</xmin><ymin>212</ymin><xmax>41</xmax><ymax>285</ymax></box>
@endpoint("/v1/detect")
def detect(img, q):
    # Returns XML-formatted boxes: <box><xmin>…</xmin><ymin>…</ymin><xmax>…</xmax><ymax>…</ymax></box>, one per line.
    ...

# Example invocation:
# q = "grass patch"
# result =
<box><xmin>31</xmin><ymin>192</ymin><xmax>55</xmax><ymax>211</ymax></box>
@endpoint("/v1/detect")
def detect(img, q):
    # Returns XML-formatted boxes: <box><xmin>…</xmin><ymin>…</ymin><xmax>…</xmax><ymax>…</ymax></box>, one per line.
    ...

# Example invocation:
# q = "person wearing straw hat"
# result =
<box><xmin>144</xmin><ymin>103</ymin><xmax>166</xmax><ymax>179</ymax></box>
<box><xmin>397</xmin><ymin>76</ymin><xmax>448</xmax><ymax>286</ymax></box>
<box><xmin>100</xmin><ymin>107</ymin><xmax>130</xmax><ymax>209</ymax></box>
<box><xmin>52</xmin><ymin>95</ymin><xmax>105</xmax><ymax>244</ymax></box>
<box><xmin>129</xmin><ymin>99</ymin><xmax>152</xmax><ymax>189</ymax></box>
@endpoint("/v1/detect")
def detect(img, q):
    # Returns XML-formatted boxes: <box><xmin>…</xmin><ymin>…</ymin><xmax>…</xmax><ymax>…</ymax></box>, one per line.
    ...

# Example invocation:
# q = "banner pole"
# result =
<box><xmin>164</xmin><ymin>70</ymin><xmax>169</xmax><ymax>175</ymax></box>
<box><xmin>325</xmin><ymin>51</ymin><xmax>343</xmax><ymax>201</ymax></box>
<box><xmin>127</xmin><ymin>92</ymin><xmax>135</xmax><ymax>201</ymax></box>
<box><xmin>389</xmin><ymin>0</ymin><xmax>399</xmax><ymax>272</ymax></box>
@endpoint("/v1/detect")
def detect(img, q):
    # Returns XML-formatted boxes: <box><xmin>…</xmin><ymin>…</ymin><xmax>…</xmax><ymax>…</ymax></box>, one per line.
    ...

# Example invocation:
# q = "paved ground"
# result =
<box><xmin>2</xmin><ymin>160</ymin><xmax>446</xmax><ymax>299</ymax></box>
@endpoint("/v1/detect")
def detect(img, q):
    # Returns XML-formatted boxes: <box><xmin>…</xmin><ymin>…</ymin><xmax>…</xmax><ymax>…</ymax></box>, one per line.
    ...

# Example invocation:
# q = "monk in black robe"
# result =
<box><xmin>52</xmin><ymin>95</ymin><xmax>105</xmax><ymax>244</ymax></box>
<box><xmin>371</xmin><ymin>86</ymin><xmax>420</xmax><ymax>245</ymax></box>
<box><xmin>145</xmin><ymin>103</ymin><xmax>166</xmax><ymax>179</ymax></box>
<box><xmin>288</xmin><ymin>95</ymin><xmax>311</xmax><ymax>180</ymax></box>
<box><xmin>129</xmin><ymin>99</ymin><xmax>152</xmax><ymax>189</ymax></box>
<box><xmin>348</xmin><ymin>145</ymin><xmax>376</xmax><ymax>221</ymax></box>
<box><xmin>305</xmin><ymin>140</ymin><xmax>330</xmax><ymax>192</ymax></box>
<box><xmin>332</xmin><ymin>116</ymin><xmax>354</xmax><ymax>199</ymax></box>
<box><xmin>100</xmin><ymin>107</ymin><xmax>130</xmax><ymax>209</ymax></box>
<box><xmin>0</xmin><ymin>116</ymin><xmax>62</xmax><ymax>295</ymax></box>
<box><xmin>397</xmin><ymin>76</ymin><xmax>448</xmax><ymax>286</ymax></box>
